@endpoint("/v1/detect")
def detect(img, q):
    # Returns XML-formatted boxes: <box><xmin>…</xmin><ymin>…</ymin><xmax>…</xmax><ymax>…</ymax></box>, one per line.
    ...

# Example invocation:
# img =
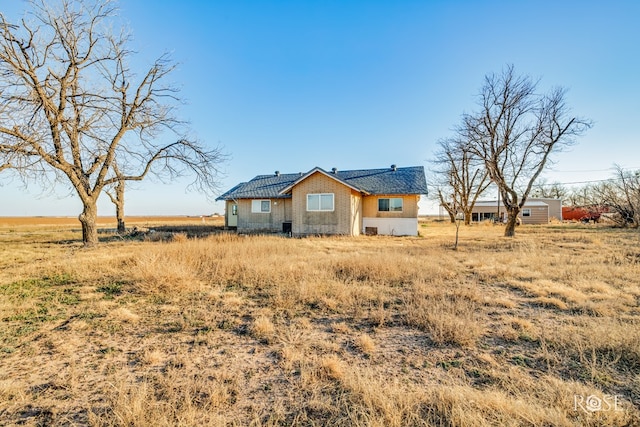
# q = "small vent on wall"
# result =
<box><xmin>365</xmin><ymin>227</ymin><xmax>378</xmax><ymax>236</ymax></box>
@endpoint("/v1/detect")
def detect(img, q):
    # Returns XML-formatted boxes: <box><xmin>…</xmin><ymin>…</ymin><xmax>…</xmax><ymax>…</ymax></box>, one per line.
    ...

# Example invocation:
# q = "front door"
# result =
<box><xmin>228</xmin><ymin>203</ymin><xmax>238</xmax><ymax>227</ymax></box>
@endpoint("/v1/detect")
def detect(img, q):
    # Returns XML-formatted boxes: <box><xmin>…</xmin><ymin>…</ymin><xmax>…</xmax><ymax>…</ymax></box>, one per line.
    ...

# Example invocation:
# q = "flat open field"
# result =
<box><xmin>1</xmin><ymin>220</ymin><xmax>639</xmax><ymax>426</ymax></box>
<box><xmin>0</xmin><ymin>215</ymin><xmax>223</xmax><ymax>228</ymax></box>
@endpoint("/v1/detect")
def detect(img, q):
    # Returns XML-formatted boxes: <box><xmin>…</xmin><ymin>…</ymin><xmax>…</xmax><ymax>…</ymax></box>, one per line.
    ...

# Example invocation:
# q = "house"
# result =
<box><xmin>470</xmin><ymin>198</ymin><xmax>562</xmax><ymax>224</ymax></box>
<box><xmin>216</xmin><ymin>165</ymin><xmax>428</xmax><ymax>236</ymax></box>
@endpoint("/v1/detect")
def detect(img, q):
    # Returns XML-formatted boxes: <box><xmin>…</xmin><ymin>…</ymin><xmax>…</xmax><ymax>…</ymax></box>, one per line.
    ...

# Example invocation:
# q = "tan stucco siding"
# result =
<box><xmin>291</xmin><ymin>172</ymin><xmax>357</xmax><ymax>235</ymax></box>
<box><xmin>362</xmin><ymin>195</ymin><xmax>419</xmax><ymax>218</ymax></box>
<box><xmin>236</xmin><ymin>198</ymin><xmax>289</xmax><ymax>232</ymax></box>
<box><xmin>285</xmin><ymin>198</ymin><xmax>293</xmax><ymax>222</ymax></box>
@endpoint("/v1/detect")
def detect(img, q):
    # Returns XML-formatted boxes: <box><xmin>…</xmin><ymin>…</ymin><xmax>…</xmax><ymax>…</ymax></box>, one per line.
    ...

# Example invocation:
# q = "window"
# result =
<box><xmin>251</xmin><ymin>199</ymin><xmax>271</xmax><ymax>213</ymax></box>
<box><xmin>378</xmin><ymin>197</ymin><xmax>403</xmax><ymax>212</ymax></box>
<box><xmin>231</xmin><ymin>204</ymin><xmax>238</xmax><ymax>216</ymax></box>
<box><xmin>522</xmin><ymin>208</ymin><xmax>531</xmax><ymax>217</ymax></box>
<box><xmin>307</xmin><ymin>193</ymin><xmax>334</xmax><ymax>211</ymax></box>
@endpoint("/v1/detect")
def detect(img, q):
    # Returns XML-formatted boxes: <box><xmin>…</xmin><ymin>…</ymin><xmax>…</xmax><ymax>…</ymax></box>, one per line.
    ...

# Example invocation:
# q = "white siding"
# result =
<box><xmin>362</xmin><ymin>218</ymin><xmax>418</xmax><ymax>236</ymax></box>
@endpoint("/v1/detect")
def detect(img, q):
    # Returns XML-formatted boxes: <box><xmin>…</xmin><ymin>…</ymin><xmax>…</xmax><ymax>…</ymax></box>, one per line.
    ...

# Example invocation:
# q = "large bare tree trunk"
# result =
<box><xmin>116</xmin><ymin>204</ymin><xmax>125</xmax><ymax>234</ymax></box>
<box><xmin>114</xmin><ymin>180</ymin><xmax>125</xmax><ymax>233</ymax></box>
<box><xmin>464</xmin><ymin>211</ymin><xmax>472</xmax><ymax>225</ymax></box>
<box><xmin>504</xmin><ymin>208</ymin><xmax>519</xmax><ymax>237</ymax></box>
<box><xmin>79</xmin><ymin>201</ymin><xmax>99</xmax><ymax>247</ymax></box>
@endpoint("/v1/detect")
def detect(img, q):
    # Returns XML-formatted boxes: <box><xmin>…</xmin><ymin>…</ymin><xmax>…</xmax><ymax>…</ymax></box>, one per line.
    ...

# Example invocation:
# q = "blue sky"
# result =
<box><xmin>1</xmin><ymin>0</ymin><xmax>639</xmax><ymax>216</ymax></box>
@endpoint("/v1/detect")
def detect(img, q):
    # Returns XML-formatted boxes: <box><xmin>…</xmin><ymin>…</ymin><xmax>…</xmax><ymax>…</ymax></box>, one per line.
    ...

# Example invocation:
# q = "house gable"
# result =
<box><xmin>279</xmin><ymin>167</ymin><xmax>366</xmax><ymax>196</ymax></box>
<box><xmin>290</xmin><ymin>170</ymin><xmax>361</xmax><ymax>236</ymax></box>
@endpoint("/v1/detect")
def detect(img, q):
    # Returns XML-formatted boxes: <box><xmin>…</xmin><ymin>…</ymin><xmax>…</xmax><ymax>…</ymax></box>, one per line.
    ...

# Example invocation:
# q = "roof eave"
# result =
<box><xmin>216</xmin><ymin>194</ymin><xmax>292</xmax><ymax>201</ymax></box>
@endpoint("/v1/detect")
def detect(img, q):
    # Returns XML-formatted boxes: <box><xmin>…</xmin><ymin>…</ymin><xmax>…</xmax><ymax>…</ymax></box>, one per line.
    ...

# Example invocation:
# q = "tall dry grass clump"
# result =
<box><xmin>355</xmin><ymin>333</ymin><xmax>376</xmax><ymax>356</ymax></box>
<box><xmin>90</xmin><ymin>371</ymin><xmax>237</xmax><ymax>427</ymax></box>
<box><xmin>404</xmin><ymin>281</ymin><xmax>484</xmax><ymax>347</ymax></box>
<box><xmin>250</xmin><ymin>314</ymin><xmax>276</xmax><ymax>343</ymax></box>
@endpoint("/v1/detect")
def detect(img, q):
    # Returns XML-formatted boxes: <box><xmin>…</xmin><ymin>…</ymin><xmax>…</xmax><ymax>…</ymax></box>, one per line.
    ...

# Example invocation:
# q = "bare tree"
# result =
<box><xmin>0</xmin><ymin>0</ymin><xmax>225</xmax><ymax>245</ymax></box>
<box><xmin>566</xmin><ymin>185</ymin><xmax>594</xmax><ymax>207</ymax></box>
<box><xmin>104</xmin><ymin>164</ymin><xmax>126</xmax><ymax>233</ymax></box>
<box><xmin>531</xmin><ymin>178</ymin><xmax>568</xmax><ymax>200</ymax></box>
<box><xmin>452</xmin><ymin>202</ymin><xmax>463</xmax><ymax>250</ymax></box>
<box><xmin>432</xmin><ymin>137</ymin><xmax>491</xmax><ymax>225</ymax></box>
<box><xmin>591</xmin><ymin>166</ymin><xmax>640</xmax><ymax>227</ymax></box>
<box><xmin>105</xmin><ymin>140</ymin><xmax>225</xmax><ymax>234</ymax></box>
<box><xmin>460</xmin><ymin>65</ymin><xmax>591</xmax><ymax>236</ymax></box>
<box><xmin>433</xmin><ymin>187</ymin><xmax>456</xmax><ymax>223</ymax></box>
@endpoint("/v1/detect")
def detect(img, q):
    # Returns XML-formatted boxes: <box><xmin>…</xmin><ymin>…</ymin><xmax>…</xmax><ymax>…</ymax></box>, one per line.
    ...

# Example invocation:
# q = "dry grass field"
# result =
<box><xmin>0</xmin><ymin>215</ymin><xmax>222</xmax><ymax>228</ymax></box>
<box><xmin>0</xmin><ymin>218</ymin><xmax>639</xmax><ymax>426</ymax></box>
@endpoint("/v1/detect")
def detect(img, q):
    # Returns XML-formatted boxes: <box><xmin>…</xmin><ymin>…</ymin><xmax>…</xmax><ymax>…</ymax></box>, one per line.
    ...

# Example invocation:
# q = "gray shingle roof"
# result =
<box><xmin>329</xmin><ymin>166</ymin><xmax>428</xmax><ymax>195</ymax></box>
<box><xmin>216</xmin><ymin>173</ymin><xmax>300</xmax><ymax>200</ymax></box>
<box><xmin>216</xmin><ymin>166</ymin><xmax>428</xmax><ymax>200</ymax></box>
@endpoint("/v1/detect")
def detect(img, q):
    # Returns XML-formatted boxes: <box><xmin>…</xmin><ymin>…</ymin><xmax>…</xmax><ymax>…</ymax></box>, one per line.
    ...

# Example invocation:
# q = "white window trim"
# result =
<box><xmin>307</xmin><ymin>193</ymin><xmax>334</xmax><ymax>212</ymax></box>
<box><xmin>251</xmin><ymin>199</ymin><xmax>271</xmax><ymax>213</ymax></box>
<box><xmin>378</xmin><ymin>197</ymin><xmax>404</xmax><ymax>212</ymax></box>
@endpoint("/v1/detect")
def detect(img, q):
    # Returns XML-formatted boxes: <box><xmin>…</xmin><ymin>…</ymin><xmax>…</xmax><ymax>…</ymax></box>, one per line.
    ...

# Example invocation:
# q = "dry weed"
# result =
<box><xmin>331</xmin><ymin>322</ymin><xmax>351</xmax><ymax>334</ymax></box>
<box><xmin>533</xmin><ymin>296</ymin><xmax>569</xmax><ymax>310</ymax></box>
<box><xmin>404</xmin><ymin>282</ymin><xmax>484</xmax><ymax>347</ymax></box>
<box><xmin>320</xmin><ymin>355</ymin><xmax>344</xmax><ymax>381</ymax></box>
<box><xmin>355</xmin><ymin>333</ymin><xmax>376</xmax><ymax>356</ymax></box>
<box><xmin>140</xmin><ymin>348</ymin><xmax>165</xmax><ymax>366</ymax></box>
<box><xmin>107</xmin><ymin>307</ymin><xmax>140</xmax><ymax>323</ymax></box>
<box><xmin>251</xmin><ymin>315</ymin><xmax>276</xmax><ymax>343</ymax></box>
<box><xmin>171</xmin><ymin>232</ymin><xmax>188</xmax><ymax>243</ymax></box>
